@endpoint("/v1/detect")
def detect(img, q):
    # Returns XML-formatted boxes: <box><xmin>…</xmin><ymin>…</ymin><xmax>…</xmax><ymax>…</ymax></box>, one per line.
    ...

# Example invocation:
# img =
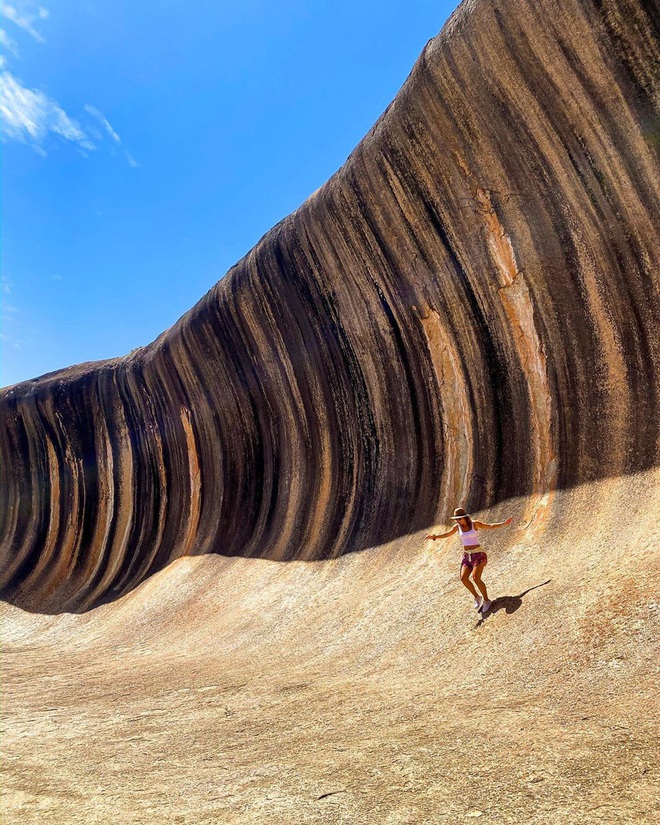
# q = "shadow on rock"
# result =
<box><xmin>478</xmin><ymin>580</ymin><xmax>551</xmax><ymax>626</ymax></box>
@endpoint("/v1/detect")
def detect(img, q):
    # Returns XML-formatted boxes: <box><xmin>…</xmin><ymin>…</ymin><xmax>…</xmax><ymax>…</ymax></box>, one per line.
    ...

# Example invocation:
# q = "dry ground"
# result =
<box><xmin>2</xmin><ymin>470</ymin><xmax>659</xmax><ymax>824</ymax></box>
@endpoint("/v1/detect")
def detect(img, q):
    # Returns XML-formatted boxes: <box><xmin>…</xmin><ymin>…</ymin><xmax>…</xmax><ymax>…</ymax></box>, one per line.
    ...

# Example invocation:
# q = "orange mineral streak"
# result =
<box><xmin>80</xmin><ymin>391</ymin><xmax>135</xmax><ymax>609</ymax></box>
<box><xmin>178</xmin><ymin>406</ymin><xmax>202</xmax><ymax>559</ymax></box>
<box><xmin>419</xmin><ymin>307</ymin><xmax>474</xmax><ymax>516</ymax></box>
<box><xmin>460</xmin><ymin>176</ymin><xmax>559</xmax><ymax>534</ymax></box>
<box><xmin>73</xmin><ymin>395</ymin><xmax>115</xmax><ymax>607</ymax></box>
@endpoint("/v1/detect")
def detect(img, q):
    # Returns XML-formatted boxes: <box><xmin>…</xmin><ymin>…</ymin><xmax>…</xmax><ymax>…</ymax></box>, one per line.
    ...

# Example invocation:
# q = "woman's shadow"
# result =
<box><xmin>477</xmin><ymin>580</ymin><xmax>551</xmax><ymax>626</ymax></box>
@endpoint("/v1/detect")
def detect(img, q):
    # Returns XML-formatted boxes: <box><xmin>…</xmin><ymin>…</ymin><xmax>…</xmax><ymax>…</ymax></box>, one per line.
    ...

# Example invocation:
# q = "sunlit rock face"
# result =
<box><xmin>1</xmin><ymin>0</ymin><xmax>658</xmax><ymax>613</ymax></box>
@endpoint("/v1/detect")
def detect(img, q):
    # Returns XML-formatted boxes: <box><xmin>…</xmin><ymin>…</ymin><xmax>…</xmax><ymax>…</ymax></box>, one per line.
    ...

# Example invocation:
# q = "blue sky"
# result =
<box><xmin>1</xmin><ymin>0</ymin><xmax>456</xmax><ymax>388</ymax></box>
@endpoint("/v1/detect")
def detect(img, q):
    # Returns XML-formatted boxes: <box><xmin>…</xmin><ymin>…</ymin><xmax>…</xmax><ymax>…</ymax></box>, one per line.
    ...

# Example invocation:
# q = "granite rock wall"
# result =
<box><xmin>1</xmin><ymin>0</ymin><xmax>659</xmax><ymax>612</ymax></box>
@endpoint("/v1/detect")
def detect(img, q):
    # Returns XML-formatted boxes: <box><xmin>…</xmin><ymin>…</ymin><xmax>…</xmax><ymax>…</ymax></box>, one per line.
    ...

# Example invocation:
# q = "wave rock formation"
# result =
<box><xmin>1</xmin><ymin>0</ymin><xmax>659</xmax><ymax>613</ymax></box>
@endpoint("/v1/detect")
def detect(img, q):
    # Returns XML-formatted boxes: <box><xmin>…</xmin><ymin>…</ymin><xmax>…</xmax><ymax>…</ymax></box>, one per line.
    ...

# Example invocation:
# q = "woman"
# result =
<box><xmin>426</xmin><ymin>507</ymin><xmax>513</xmax><ymax>614</ymax></box>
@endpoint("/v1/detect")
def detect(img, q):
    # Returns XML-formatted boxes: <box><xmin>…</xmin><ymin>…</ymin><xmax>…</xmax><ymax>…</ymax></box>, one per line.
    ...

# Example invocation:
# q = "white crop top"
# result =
<box><xmin>458</xmin><ymin>523</ymin><xmax>480</xmax><ymax>546</ymax></box>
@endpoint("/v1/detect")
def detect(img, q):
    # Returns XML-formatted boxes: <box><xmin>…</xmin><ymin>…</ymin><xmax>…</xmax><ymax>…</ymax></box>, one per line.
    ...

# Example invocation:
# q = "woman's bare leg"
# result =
<box><xmin>472</xmin><ymin>561</ymin><xmax>488</xmax><ymax>600</ymax></box>
<box><xmin>460</xmin><ymin>565</ymin><xmax>480</xmax><ymax>598</ymax></box>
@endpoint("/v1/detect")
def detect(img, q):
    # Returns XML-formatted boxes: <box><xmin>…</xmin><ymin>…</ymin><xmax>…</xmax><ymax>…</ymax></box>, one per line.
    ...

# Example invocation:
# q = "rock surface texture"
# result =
<box><xmin>1</xmin><ymin>0</ymin><xmax>659</xmax><ymax>613</ymax></box>
<box><xmin>2</xmin><ymin>1</ymin><xmax>660</xmax><ymax>822</ymax></box>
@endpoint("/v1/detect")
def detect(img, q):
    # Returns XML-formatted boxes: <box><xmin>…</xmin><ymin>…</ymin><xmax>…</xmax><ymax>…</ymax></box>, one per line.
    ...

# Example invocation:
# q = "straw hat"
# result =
<box><xmin>450</xmin><ymin>507</ymin><xmax>470</xmax><ymax>520</ymax></box>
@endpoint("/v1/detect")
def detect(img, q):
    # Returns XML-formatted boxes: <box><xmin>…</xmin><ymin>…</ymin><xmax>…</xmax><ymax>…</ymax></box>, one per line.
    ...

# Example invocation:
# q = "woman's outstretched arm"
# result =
<box><xmin>426</xmin><ymin>525</ymin><xmax>458</xmax><ymax>540</ymax></box>
<box><xmin>473</xmin><ymin>517</ymin><xmax>513</xmax><ymax>530</ymax></box>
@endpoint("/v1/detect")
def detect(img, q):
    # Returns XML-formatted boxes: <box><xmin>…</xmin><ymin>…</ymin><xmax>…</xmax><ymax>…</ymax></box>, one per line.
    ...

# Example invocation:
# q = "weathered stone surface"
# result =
<box><xmin>1</xmin><ymin>2</ymin><xmax>660</xmax><ymax>822</ymax></box>
<box><xmin>1</xmin><ymin>0</ymin><xmax>659</xmax><ymax>613</ymax></box>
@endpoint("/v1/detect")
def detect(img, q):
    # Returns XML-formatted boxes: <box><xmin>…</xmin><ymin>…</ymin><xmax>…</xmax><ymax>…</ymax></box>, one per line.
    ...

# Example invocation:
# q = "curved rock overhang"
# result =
<box><xmin>1</xmin><ymin>0</ymin><xmax>659</xmax><ymax>613</ymax></box>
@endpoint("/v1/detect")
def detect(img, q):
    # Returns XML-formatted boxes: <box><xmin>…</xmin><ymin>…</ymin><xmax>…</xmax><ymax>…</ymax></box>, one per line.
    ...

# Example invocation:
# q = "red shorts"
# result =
<box><xmin>461</xmin><ymin>551</ymin><xmax>487</xmax><ymax>571</ymax></box>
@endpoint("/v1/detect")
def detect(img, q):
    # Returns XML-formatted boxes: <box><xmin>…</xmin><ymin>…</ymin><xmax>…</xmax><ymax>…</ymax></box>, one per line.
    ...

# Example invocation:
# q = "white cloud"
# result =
<box><xmin>0</xmin><ymin>3</ymin><xmax>48</xmax><ymax>43</ymax></box>
<box><xmin>82</xmin><ymin>109</ymin><xmax>139</xmax><ymax>167</ymax></box>
<box><xmin>0</xmin><ymin>69</ymin><xmax>95</xmax><ymax>150</ymax></box>
<box><xmin>0</xmin><ymin>27</ymin><xmax>19</xmax><ymax>56</ymax></box>
<box><xmin>84</xmin><ymin>104</ymin><xmax>121</xmax><ymax>144</ymax></box>
<box><xmin>0</xmin><ymin>7</ymin><xmax>137</xmax><ymax>166</ymax></box>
